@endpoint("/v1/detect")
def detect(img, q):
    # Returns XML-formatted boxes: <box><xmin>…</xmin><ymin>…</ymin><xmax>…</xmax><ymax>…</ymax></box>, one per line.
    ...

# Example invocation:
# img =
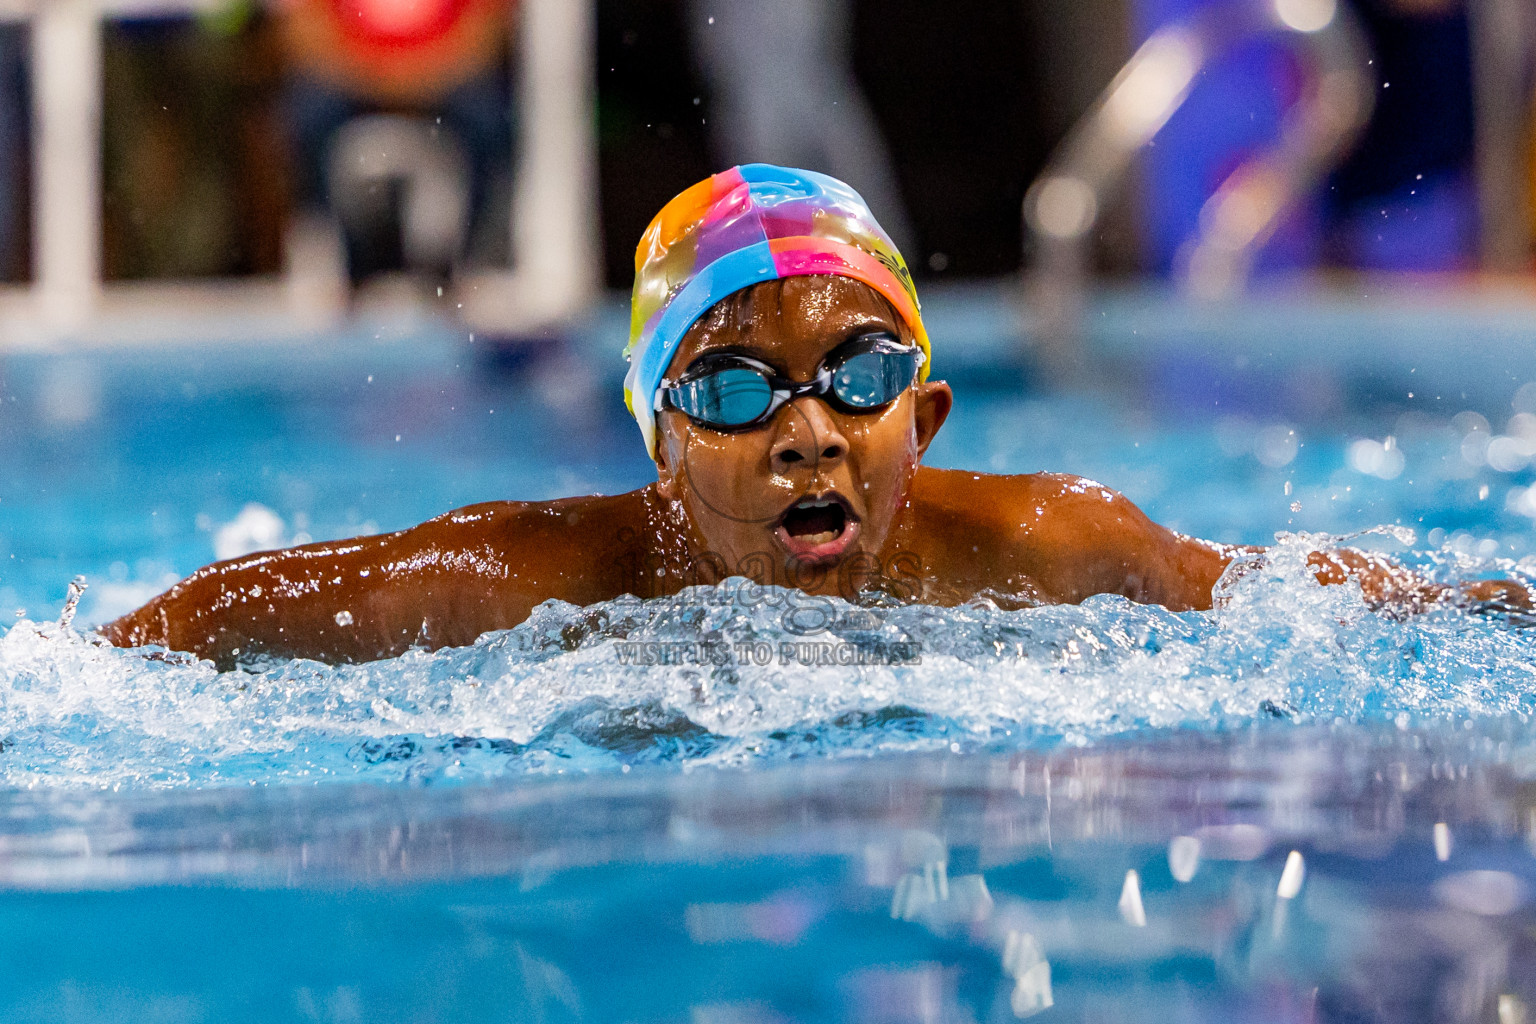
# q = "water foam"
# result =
<box><xmin>1</xmin><ymin>532</ymin><xmax>1532</xmax><ymax>788</ymax></box>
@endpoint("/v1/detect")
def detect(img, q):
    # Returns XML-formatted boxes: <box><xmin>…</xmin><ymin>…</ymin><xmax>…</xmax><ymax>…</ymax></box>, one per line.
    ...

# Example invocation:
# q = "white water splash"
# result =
<box><xmin>0</xmin><ymin>532</ymin><xmax>1532</xmax><ymax>788</ymax></box>
<box><xmin>213</xmin><ymin>504</ymin><xmax>288</xmax><ymax>562</ymax></box>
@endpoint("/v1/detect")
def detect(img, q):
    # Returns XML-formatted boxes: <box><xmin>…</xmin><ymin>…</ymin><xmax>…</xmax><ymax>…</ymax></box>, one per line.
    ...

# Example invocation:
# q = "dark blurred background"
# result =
<box><xmin>0</xmin><ymin>0</ymin><xmax>1521</xmax><ymax>315</ymax></box>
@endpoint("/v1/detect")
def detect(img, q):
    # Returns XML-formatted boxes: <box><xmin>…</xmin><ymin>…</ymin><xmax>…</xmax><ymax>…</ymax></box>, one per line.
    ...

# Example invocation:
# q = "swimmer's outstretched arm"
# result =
<box><xmin>1002</xmin><ymin>473</ymin><xmax>1533</xmax><ymax>617</ymax></box>
<box><xmin>1306</xmin><ymin>548</ymin><xmax>1534</xmax><ymax>619</ymax></box>
<box><xmin>101</xmin><ymin>494</ymin><xmax>649</xmax><ymax>668</ymax></box>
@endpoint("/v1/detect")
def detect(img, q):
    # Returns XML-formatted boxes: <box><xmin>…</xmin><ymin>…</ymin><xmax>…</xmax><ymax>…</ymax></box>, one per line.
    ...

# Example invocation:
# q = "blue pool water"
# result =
<box><xmin>2</xmin><ymin>291</ymin><xmax>1535</xmax><ymax>1020</ymax></box>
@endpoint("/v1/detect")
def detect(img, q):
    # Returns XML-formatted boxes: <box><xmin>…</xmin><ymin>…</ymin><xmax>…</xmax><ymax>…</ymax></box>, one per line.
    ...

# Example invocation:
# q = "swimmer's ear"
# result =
<box><xmin>912</xmin><ymin>381</ymin><xmax>952</xmax><ymax>459</ymax></box>
<box><xmin>653</xmin><ymin>419</ymin><xmax>684</xmax><ymax>501</ymax></box>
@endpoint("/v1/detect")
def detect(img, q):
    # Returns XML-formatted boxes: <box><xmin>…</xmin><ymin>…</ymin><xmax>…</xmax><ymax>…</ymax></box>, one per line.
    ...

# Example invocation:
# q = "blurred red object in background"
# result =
<box><xmin>277</xmin><ymin>0</ymin><xmax>515</xmax><ymax>105</ymax></box>
<box><xmin>332</xmin><ymin>0</ymin><xmax>475</xmax><ymax>46</ymax></box>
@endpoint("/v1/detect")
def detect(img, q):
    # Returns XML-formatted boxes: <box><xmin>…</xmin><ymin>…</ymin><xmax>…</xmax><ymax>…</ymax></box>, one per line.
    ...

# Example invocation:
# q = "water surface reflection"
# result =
<box><xmin>0</xmin><ymin>727</ymin><xmax>1532</xmax><ymax>1021</ymax></box>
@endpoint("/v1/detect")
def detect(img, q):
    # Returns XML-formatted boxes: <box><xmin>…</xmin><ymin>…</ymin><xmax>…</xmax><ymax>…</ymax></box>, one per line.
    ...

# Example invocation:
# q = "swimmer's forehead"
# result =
<box><xmin>670</xmin><ymin>277</ymin><xmax>912</xmax><ymax>373</ymax></box>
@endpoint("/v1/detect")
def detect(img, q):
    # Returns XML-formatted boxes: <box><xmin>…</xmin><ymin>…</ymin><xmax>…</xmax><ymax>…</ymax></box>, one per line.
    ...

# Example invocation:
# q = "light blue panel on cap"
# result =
<box><xmin>632</xmin><ymin>239</ymin><xmax>780</xmax><ymax>412</ymax></box>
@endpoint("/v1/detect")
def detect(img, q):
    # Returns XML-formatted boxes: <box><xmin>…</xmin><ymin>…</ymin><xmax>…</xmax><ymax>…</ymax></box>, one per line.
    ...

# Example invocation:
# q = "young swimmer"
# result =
<box><xmin>104</xmin><ymin>165</ymin><xmax>1529</xmax><ymax>667</ymax></box>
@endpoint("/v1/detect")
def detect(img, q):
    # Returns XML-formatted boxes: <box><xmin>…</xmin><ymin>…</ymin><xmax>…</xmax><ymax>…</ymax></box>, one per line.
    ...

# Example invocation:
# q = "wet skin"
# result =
<box><xmin>104</xmin><ymin>277</ymin><xmax>1530</xmax><ymax>667</ymax></box>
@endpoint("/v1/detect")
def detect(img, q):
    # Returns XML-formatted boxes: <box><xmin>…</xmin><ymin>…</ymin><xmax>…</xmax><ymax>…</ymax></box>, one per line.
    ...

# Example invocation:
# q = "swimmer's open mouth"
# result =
<box><xmin>775</xmin><ymin>493</ymin><xmax>860</xmax><ymax>562</ymax></box>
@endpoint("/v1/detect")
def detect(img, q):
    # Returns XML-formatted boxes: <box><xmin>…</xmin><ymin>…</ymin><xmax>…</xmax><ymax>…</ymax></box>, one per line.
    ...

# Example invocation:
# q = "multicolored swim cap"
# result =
<box><xmin>623</xmin><ymin>164</ymin><xmax>930</xmax><ymax>459</ymax></box>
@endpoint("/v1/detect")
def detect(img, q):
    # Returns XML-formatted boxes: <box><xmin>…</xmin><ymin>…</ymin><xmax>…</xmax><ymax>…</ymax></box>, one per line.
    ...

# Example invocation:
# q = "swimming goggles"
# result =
<box><xmin>657</xmin><ymin>332</ymin><xmax>925</xmax><ymax>432</ymax></box>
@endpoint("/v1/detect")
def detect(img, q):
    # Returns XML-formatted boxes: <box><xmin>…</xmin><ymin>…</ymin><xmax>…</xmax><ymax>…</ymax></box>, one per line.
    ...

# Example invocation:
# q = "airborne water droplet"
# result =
<box><xmin>57</xmin><ymin>576</ymin><xmax>87</xmax><ymax>630</ymax></box>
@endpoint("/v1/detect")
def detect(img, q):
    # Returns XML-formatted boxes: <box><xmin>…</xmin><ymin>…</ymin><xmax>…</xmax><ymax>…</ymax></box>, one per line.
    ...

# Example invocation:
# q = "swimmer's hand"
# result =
<box><xmin>1306</xmin><ymin>548</ymin><xmax>1536</xmax><ymax>624</ymax></box>
<box><xmin>1452</xmin><ymin>578</ymin><xmax>1536</xmax><ymax>627</ymax></box>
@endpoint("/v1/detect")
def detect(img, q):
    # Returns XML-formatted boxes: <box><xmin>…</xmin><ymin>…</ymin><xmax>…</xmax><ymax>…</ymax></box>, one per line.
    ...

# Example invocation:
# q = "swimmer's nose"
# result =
<box><xmin>771</xmin><ymin>397</ymin><xmax>848</xmax><ymax>470</ymax></box>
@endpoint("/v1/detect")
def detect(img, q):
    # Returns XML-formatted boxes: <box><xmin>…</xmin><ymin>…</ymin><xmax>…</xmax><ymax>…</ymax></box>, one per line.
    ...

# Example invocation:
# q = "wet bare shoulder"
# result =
<box><xmin>909</xmin><ymin>468</ymin><xmax>1231</xmax><ymax>608</ymax></box>
<box><xmin>902</xmin><ymin>469</ymin><xmax>1121</xmax><ymax>596</ymax></box>
<box><xmin>103</xmin><ymin>489</ymin><xmax>657</xmax><ymax>665</ymax></box>
<box><xmin>422</xmin><ymin>491</ymin><xmax>644</xmax><ymax>528</ymax></box>
<box><xmin>910</xmin><ymin>468</ymin><xmax>1131</xmax><ymax>536</ymax></box>
<box><xmin>398</xmin><ymin>489</ymin><xmax>655</xmax><ymax>583</ymax></box>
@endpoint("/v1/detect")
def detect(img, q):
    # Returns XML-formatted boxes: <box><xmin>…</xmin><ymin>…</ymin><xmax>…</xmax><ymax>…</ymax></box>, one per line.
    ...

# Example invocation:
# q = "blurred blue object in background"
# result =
<box><xmin>1325</xmin><ymin>0</ymin><xmax>1478</xmax><ymax>272</ymax></box>
<box><xmin>1334</xmin><ymin>169</ymin><xmax>1478</xmax><ymax>272</ymax></box>
<box><xmin>1136</xmin><ymin>0</ymin><xmax>1480</xmax><ymax>278</ymax></box>
<box><xmin>1137</xmin><ymin>0</ymin><xmax>1323</xmax><ymax>277</ymax></box>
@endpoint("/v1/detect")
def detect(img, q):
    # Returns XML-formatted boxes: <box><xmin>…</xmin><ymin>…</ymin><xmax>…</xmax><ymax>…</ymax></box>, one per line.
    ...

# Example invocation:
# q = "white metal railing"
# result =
<box><xmin>0</xmin><ymin>0</ymin><xmax>599</xmax><ymax>345</ymax></box>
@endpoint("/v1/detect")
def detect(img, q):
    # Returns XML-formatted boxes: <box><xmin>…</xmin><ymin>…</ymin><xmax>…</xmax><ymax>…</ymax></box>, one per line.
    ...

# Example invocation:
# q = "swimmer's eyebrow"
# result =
<box><xmin>820</xmin><ymin>307</ymin><xmax>912</xmax><ymax>348</ymax></box>
<box><xmin>832</xmin><ymin>314</ymin><xmax>901</xmax><ymax>338</ymax></box>
<box><xmin>696</xmin><ymin>317</ymin><xmax>900</xmax><ymax>357</ymax></box>
<box><xmin>686</xmin><ymin>343</ymin><xmax>761</xmax><ymax>361</ymax></box>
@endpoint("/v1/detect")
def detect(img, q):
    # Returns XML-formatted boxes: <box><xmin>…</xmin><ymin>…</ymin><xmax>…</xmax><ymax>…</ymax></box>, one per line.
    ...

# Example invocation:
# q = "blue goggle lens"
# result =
<box><xmin>833</xmin><ymin>349</ymin><xmax>921</xmax><ymax>409</ymax></box>
<box><xmin>669</xmin><ymin>367</ymin><xmax>775</xmax><ymax>427</ymax></box>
